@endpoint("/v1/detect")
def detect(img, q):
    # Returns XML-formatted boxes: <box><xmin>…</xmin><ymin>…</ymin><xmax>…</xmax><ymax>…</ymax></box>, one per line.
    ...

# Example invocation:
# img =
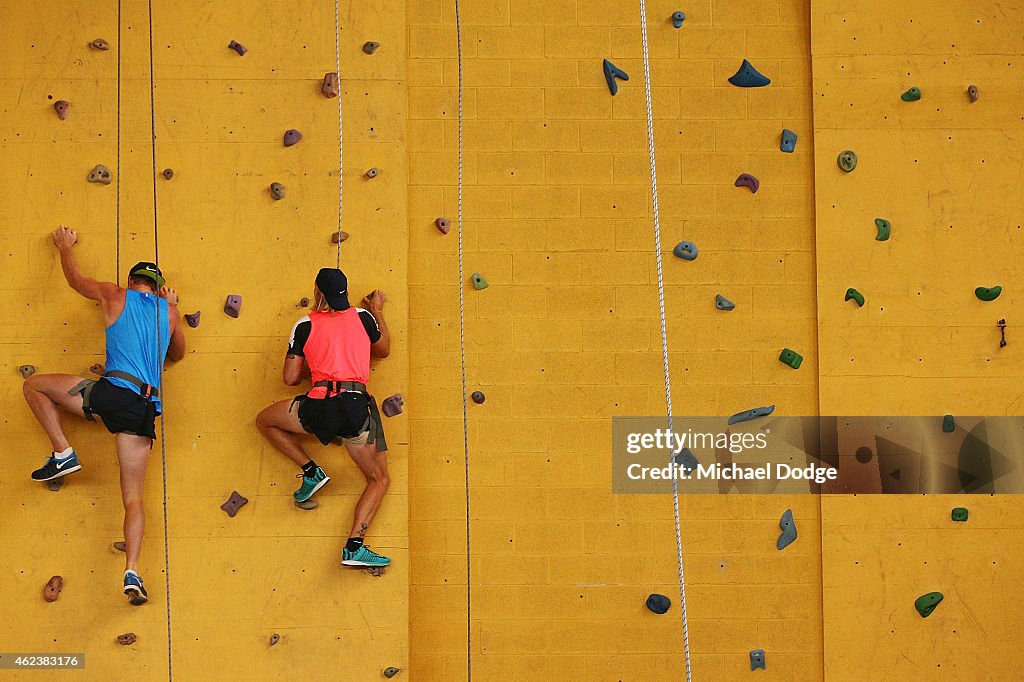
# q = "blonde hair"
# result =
<box><xmin>312</xmin><ymin>288</ymin><xmax>340</xmax><ymax>313</ymax></box>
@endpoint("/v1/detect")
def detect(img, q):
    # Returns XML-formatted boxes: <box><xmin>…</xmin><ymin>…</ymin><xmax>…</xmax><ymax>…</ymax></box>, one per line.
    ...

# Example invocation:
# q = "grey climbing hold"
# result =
<box><xmin>383</xmin><ymin>668</ymin><xmax>401</xmax><ymax>679</ymax></box>
<box><xmin>673</xmin><ymin>447</ymin><xmax>699</xmax><ymax>473</ymax></box>
<box><xmin>295</xmin><ymin>498</ymin><xmax>318</xmax><ymax>510</ymax></box>
<box><xmin>646</xmin><ymin>594</ymin><xmax>671</xmax><ymax>614</ymax></box>
<box><xmin>874</xmin><ymin>218</ymin><xmax>891</xmax><ymax>241</ymax></box>
<box><xmin>901</xmin><ymin>86</ymin><xmax>921</xmax><ymax>102</ymax></box>
<box><xmin>322</xmin><ymin>72</ymin><xmax>339</xmax><ymax>98</ymax></box>
<box><xmin>777</xmin><ymin>509</ymin><xmax>797</xmax><ymax>550</ymax></box>
<box><xmin>53</xmin><ymin>100</ymin><xmax>70</xmax><ymax>120</ymax></box>
<box><xmin>975</xmin><ymin>286</ymin><xmax>1001</xmax><ymax>301</ymax></box>
<box><xmin>381</xmin><ymin>394</ymin><xmax>404</xmax><ymax>417</ymax></box>
<box><xmin>331</xmin><ymin>231</ymin><xmax>351</xmax><ymax>244</ymax></box>
<box><xmin>220</xmin><ymin>491</ymin><xmax>248</xmax><ymax>517</ymax></box>
<box><xmin>88</xmin><ymin>164</ymin><xmax>112</xmax><ymax>185</ymax></box>
<box><xmin>750</xmin><ymin>649</ymin><xmax>766</xmax><ymax>671</ymax></box>
<box><xmin>362</xmin><ymin>41</ymin><xmax>380</xmax><ymax>54</ymax></box>
<box><xmin>471</xmin><ymin>273</ymin><xmax>488</xmax><ymax>290</ymax></box>
<box><xmin>837</xmin><ymin>150</ymin><xmax>857</xmax><ymax>173</ymax></box>
<box><xmin>184</xmin><ymin>311</ymin><xmax>201</xmax><ymax>328</ymax></box>
<box><xmin>735</xmin><ymin>173</ymin><xmax>759</xmax><ymax>193</ymax></box>
<box><xmin>270</xmin><ymin>182</ymin><xmax>286</xmax><ymax>200</ymax></box>
<box><xmin>602</xmin><ymin>59</ymin><xmax>629</xmax><ymax>96</ymax></box>
<box><xmin>269</xmin><ymin>634</ymin><xmax>280</xmax><ymax>646</ymax></box>
<box><xmin>113</xmin><ymin>541</ymin><xmax>126</xmax><ymax>552</ymax></box>
<box><xmin>673</xmin><ymin>241</ymin><xmax>698</xmax><ymax>261</ymax></box>
<box><xmin>162</xmin><ymin>168</ymin><xmax>174</xmax><ymax>180</ymax></box>
<box><xmin>845</xmin><ymin>288</ymin><xmax>864</xmax><ymax>307</ymax></box>
<box><xmin>471</xmin><ymin>391</ymin><xmax>485</xmax><ymax>404</ymax></box>
<box><xmin>283</xmin><ymin>129</ymin><xmax>302</xmax><ymax>147</ymax></box>
<box><xmin>671</xmin><ymin>11</ymin><xmax>686</xmax><ymax>28</ymax></box>
<box><xmin>715</xmin><ymin>294</ymin><xmax>735</xmax><ymax>311</ymax></box>
<box><xmin>728</xmin><ymin>59</ymin><xmax>770</xmax><ymax>88</ymax></box>
<box><xmin>435</xmin><ymin>217</ymin><xmax>451</xmax><ymax>234</ymax></box>
<box><xmin>48</xmin><ymin>478</ymin><xmax>65</xmax><ymax>492</ymax></box>
<box><xmin>90</xmin><ymin>38</ymin><xmax>111</xmax><ymax>50</ymax></box>
<box><xmin>967</xmin><ymin>85</ymin><xmax>979</xmax><ymax>102</ymax></box>
<box><xmin>224</xmin><ymin>295</ymin><xmax>242</xmax><ymax>318</ymax></box>
<box><xmin>228</xmin><ymin>40</ymin><xmax>247</xmax><ymax>56</ymax></box>
<box><xmin>365</xmin><ymin>167</ymin><xmax>380</xmax><ymax>179</ymax></box>
<box><xmin>942</xmin><ymin>415</ymin><xmax>955</xmax><ymax>433</ymax></box>
<box><xmin>780</xmin><ymin>129</ymin><xmax>797</xmax><ymax>153</ymax></box>
<box><xmin>18</xmin><ymin>364</ymin><xmax>36</xmax><ymax>379</ymax></box>
<box><xmin>727</xmin><ymin>405</ymin><xmax>775</xmax><ymax>425</ymax></box>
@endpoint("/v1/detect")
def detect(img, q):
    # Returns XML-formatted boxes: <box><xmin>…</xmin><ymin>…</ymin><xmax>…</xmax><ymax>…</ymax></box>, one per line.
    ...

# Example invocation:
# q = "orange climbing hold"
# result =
<box><xmin>43</xmin><ymin>575</ymin><xmax>63</xmax><ymax>602</ymax></box>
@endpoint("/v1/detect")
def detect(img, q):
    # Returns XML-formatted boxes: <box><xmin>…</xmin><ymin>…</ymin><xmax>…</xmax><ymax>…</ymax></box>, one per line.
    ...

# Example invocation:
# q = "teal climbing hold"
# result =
<box><xmin>777</xmin><ymin>509</ymin><xmax>797</xmax><ymax>550</ymax></box>
<box><xmin>942</xmin><ymin>415</ymin><xmax>955</xmax><ymax>433</ymax></box>
<box><xmin>673</xmin><ymin>447</ymin><xmax>699</xmax><ymax>472</ymax></box>
<box><xmin>837</xmin><ymin>150</ymin><xmax>857</xmax><ymax>172</ymax></box>
<box><xmin>715</xmin><ymin>294</ymin><xmax>735</xmax><ymax>311</ymax></box>
<box><xmin>728</xmin><ymin>59</ymin><xmax>770</xmax><ymax>87</ymax></box>
<box><xmin>780</xmin><ymin>129</ymin><xmax>797</xmax><ymax>153</ymax></box>
<box><xmin>779</xmin><ymin>348</ymin><xmax>802</xmax><ymax>369</ymax></box>
<box><xmin>901</xmin><ymin>86</ymin><xmax>922</xmax><ymax>102</ymax></box>
<box><xmin>750</xmin><ymin>649</ymin><xmax>766</xmax><ymax>671</ymax></box>
<box><xmin>603</xmin><ymin>59</ymin><xmax>629</xmax><ymax>96</ymax></box>
<box><xmin>728</xmin><ymin>405</ymin><xmax>775</xmax><ymax>425</ymax></box>
<box><xmin>951</xmin><ymin>507</ymin><xmax>968</xmax><ymax>522</ymax></box>
<box><xmin>975</xmin><ymin>286</ymin><xmax>1002</xmax><ymax>301</ymax></box>
<box><xmin>672</xmin><ymin>11</ymin><xmax>686</xmax><ymax>28</ymax></box>
<box><xmin>471</xmin><ymin>273</ymin><xmax>488</xmax><ymax>290</ymax></box>
<box><xmin>914</xmin><ymin>592</ymin><xmax>943</xmax><ymax>618</ymax></box>
<box><xmin>874</xmin><ymin>218</ymin><xmax>891</xmax><ymax>241</ymax></box>
<box><xmin>673</xmin><ymin>241</ymin><xmax>698</xmax><ymax>261</ymax></box>
<box><xmin>845</xmin><ymin>288</ymin><xmax>865</xmax><ymax>307</ymax></box>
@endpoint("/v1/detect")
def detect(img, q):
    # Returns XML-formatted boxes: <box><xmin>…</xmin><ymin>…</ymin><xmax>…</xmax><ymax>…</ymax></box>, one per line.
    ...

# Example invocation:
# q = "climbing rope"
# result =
<box><xmin>333</xmin><ymin>0</ymin><xmax>344</xmax><ymax>266</ymax></box>
<box><xmin>454</xmin><ymin>0</ymin><xmax>472</xmax><ymax>678</ymax></box>
<box><xmin>115</xmin><ymin>0</ymin><xmax>122</xmax><ymax>285</ymax></box>
<box><xmin>637</xmin><ymin>1</ymin><xmax>692</xmax><ymax>679</ymax></box>
<box><xmin>144</xmin><ymin>1</ymin><xmax>174</xmax><ymax>678</ymax></box>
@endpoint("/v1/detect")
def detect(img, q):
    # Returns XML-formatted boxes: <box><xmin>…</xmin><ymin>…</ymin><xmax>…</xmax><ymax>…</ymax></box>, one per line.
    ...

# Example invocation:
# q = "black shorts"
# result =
<box><xmin>294</xmin><ymin>391</ymin><xmax>371</xmax><ymax>446</ymax></box>
<box><xmin>74</xmin><ymin>378</ymin><xmax>158</xmax><ymax>439</ymax></box>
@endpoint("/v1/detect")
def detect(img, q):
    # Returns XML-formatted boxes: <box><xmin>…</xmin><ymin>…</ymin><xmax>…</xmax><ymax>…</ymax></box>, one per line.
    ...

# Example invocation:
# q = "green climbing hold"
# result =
<box><xmin>951</xmin><ymin>507</ymin><xmax>968</xmax><ymax>522</ymax></box>
<box><xmin>914</xmin><ymin>592</ymin><xmax>943</xmax><ymax>618</ymax></box>
<box><xmin>837</xmin><ymin>150</ymin><xmax>857</xmax><ymax>173</ymax></box>
<box><xmin>471</xmin><ymin>273</ymin><xmax>488</xmax><ymax>290</ymax></box>
<box><xmin>975</xmin><ymin>286</ymin><xmax>1002</xmax><ymax>301</ymax></box>
<box><xmin>845</xmin><ymin>288</ymin><xmax>865</xmax><ymax>307</ymax></box>
<box><xmin>901</xmin><ymin>86</ymin><xmax>922</xmax><ymax>102</ymax></box>
<box><xmin>942</xmin><ymin>415</ymin><xmax>955</xmax><ymax>433</ymax></box>
<box><xmin>779</xmin><ymin>348</ymin><xmax>803</xmax><ymax>370</ymax></box>
<box><xmin>874</xmin><ymin>218</ymin><xmax>891</xmax><ymax>241</ymax></box>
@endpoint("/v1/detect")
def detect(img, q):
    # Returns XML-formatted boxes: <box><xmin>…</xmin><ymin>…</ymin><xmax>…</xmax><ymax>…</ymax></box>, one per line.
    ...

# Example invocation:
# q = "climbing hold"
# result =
<box><xmin>874</xmin><ymin>218</ymin><xmax>891</xmax><ymax>241</ymax></box>
<box><xmin>914</xmin><ymin>592</ymin><xmax>943</xmax><ymax>618</ymax></box>
<box><xmin>53</xmin><ymin>100</ymin><xmax>70</xmax><ymax>120</ymax></box>
<box><xmin>184</xmin><ymin>311</ymin><xmax>201</xmax><ymax>328</ymax></box>
<box><xmin>283</xmin><ymin>129</ymin><xmax>302</xmax><ymax>147</ymax></box>
<box><xmin>90</xmin><ymin>38</ymin><xmax>111</xmax><ymax>50</ymax></box>
<box><xmin>331</xmin><ymin>231</ymin><xmax>351</xmax><ymax>244</ymax></box>
<box><xmin>750</xmin><ymin>649</ymin><xmax>766</xmax><ymax>671</ymax></box>
<box><xmin>269</xmin><ymin>634</ymin><xmax>280</xmax><ymax>646</ymax></box>
<box><xmin>88</xmin><ymin>164</ymin><xmax>112</xmax><ymax>185</ymax></box>
<box><xmin>298</xmin><ymin>297</ymin><xmax>310</xmax><ymax>308</ymax></box>
<box><xmin>901</xmin><ymin>86</ymin><xmax>921</xmax><ymax>102</ymax></box>
<box><xmin>471</xmin><ymin>273</ymin><xmax>488</xmax><ymax>290</ymax></box>
<box><xmin>224</xmin><ymin>295</ymin><xmax>242</xmax><ymax>318</ymax></box>
<box><xmin>113</xmin><ymin>541</ymin><xmax>126</xmax><ymax>552</ymax></box>
<box><xmin>227</xmin><ymin>40</ymin><xmax>247</xmax><ymax>56</ymax></box>
<box><xmin>951</xmin><ymin>507</ymin><xmax>968</xmax><ymax>522</ymax></box>
<box><xmin>295</xmin><ymin>499</ymin><xmax>318</xmax><ymax>510</ymax></box>
<box><xmin>471</xmin><ymin>391</ymin><xmax>485</xmax><ymax>404</ymax></box>
<box><xmin>975</xmin><ymin>286</ymin><xmax>1002</xmax><ymax>301</ymax></box>
<box><xmin>727</xmin><ymin>405</ymin><xmax>775</xmax><ymax>425</ymax></box>
<box><xmin>734</xmin><ymin>173</ymin><xmax>759</xmax><ymax>193</ymax></box>
<box><xmin>673</xmin><ymin>447</ymin><xmax>699</xmax><ymax>472</ymax></box>
<box><xmin>270</xmin><ymin>182</ymin><xmax>286</xmax><ymax>200</ymax></box>
<box><xmin>837</xmin><ymin>150</ymin><xmax>857</xmax><ymax>173</ymax></box>
<box><xmin>602</xmin><ymin>59</ymin><xmax>629</xmax><ymax>96</ymax></box>
<box><xmin>47</xmin><ymin>478</ymin><xmax>64</xmax><ymax>492</ymax></box>
<box><xmin>845</xmin><ymin>288</ymin><xmax>864</xmax><ymax>307</ymax></box>
<box><xmin>364</xmin><ymin>167</ymin><xmax>380</xmax><ymax>179</ymax></box>
<box><xmin>117</xmin><ymin>633</ymin><xmax>137</xmax><ymax>646</ymax></box>
<box><xmin>435</xmin><ymin>217</ymin><xmax>451</xmax><ymax>235</ymax></box>
<box><xmin>671</xmin><ymin>11</ymin><xmax>686</xmax><ymax>28</ymax></box>
<box><xmin>715</xmin><ymin>294</ymin><xmax>735</xmax><ymax>311</ymax></box>
<box><xmin>777</xmin><ymin>509</ymin><xmax>797</xmax><ymax>550</ymax></box>
<box><xmin>362</xmin><ymin>41</ymin><xmax>381</xmax><ymax>54</ymax></box>
<box><xmin>646</xmin><ymin>594</ymin><xmax>671</xmax><ymax>614</ymax></box>
<box><xmin>942</xmin><ymin>415</ymin><xmax>955</xmax><ymax>433</ymax></box>
<box><xmin>778</xmin><ymin>348</ymin><xmax>803</xmax><ymax>369</ymax></box>
<box><xmin>967</xmin><ymin>85</ymin><xmax>979</xmax><ymax>102</ymax></box>
<box><xmin>672</xmin><ymin>241</ymin><xmax>698</xmax><ymax>261</ymax></box>
<box><xmin>382</xmin><ymin>394</ymin><xmax>404</xmax><ymax>417</ymax></box>
<box><xmin>780</xmin><ymin>129</ymin><xmax>797</xmax><ymax>153</ymax></box>
<box><xmin>18</xmin><ymin>364</ymin><xmax>36</xmax><ymax>379</ymax></box>
<box><xmin>728</xmin><ymin>59</ymin><xmax>770</xmax><ymax>87</ymax></box>
<box><xmin>89</xmin><ymin>363</ymin><xmax>105</xmax><ymax>375</ymax></box>
<box><xmin>220</xmin><ymin>491</ymin><xmax>248</xmax><ymax>517</ymax></box>
<box><xmin>43</xmin><ymin>575</ymin><xmax>63</xmax><ymax>602</ymax></box>
<box><xmin>321</xmin><ymin>72</ymin><xmax>339</xmax><ymax>98</ymax></box>
<box><xmin>383</xmin><ymin>668</ymin><xmax>401</xmax><ymax>679</ymax></box>
<box><xmin>999</xmin><ymin>318</ymin><xmax>1007</xmax><ymax>348</ymax></box>
<box><xmin>162</xmin><ymin>168</ymin><xmax>174</xmax><ymax>180</ymax></box>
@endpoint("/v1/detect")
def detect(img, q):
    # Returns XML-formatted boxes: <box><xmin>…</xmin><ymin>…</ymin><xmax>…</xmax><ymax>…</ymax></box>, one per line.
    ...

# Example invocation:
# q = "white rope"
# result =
<box><xmin>334</xmin><ymin>0</ymin><xmax>344</xmax><ymax>266</ymax></box>
<box><xmin>638</xmin><ymin>1</ymin><xmax>692</xmax><ymax>678</ymax></box>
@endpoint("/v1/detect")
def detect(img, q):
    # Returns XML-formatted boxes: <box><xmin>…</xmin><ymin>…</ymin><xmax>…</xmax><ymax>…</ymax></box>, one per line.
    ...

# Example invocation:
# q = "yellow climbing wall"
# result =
<box><xmin>812</xmin><ymin>1</ymin><xmax>1024</xmax><ymax>679</ymax></box>
<box><xmin>406</xmin><ymin>1</ymin><xmax>821</xmax><ymax>679</ymax></box>
<box><xmin>0</xmin><ymin>1</ymin><xmax>408</xmax><ymax>680</ymax></box>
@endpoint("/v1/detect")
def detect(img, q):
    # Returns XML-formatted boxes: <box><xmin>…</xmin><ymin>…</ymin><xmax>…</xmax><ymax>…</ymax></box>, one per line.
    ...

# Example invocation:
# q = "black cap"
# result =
<box><xmin>129</xmin><ymin>261</ymin><xmax>165</xmax><ymax>288</ymax></box>
<box><xmin>315</xmin><ymin>268</ymin><xmax>349</xmax><ymax>310</ymax></box>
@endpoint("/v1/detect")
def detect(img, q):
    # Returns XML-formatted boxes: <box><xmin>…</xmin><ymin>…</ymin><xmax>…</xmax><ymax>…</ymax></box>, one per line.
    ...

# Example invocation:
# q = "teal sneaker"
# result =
<box><xmin>293</xmin><ymin>467</ymin><xmax>330</xmax><ymax>503</ymax></box>
<box><xmin>341</xmin><ymin>545</ymin><xmax>391</xmax><ymax>567</ymax></box>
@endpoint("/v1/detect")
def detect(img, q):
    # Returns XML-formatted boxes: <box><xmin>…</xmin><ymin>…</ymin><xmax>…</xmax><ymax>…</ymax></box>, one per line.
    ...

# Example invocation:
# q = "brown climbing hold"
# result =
<box><xmin>967</xmin><ymin>85</ymin><xmax>979</xmax><ymax>102</ymax></box>
<box><xmin>322</xmin><ymin>72</ymin><xmax>339</xmax><ymax>98</ymax></box>
<box><xmin>53</xmin><ymin>100</ymin><xmax>70</xmax><ymax>120</ymax></box>
<box><xmin>224</xmin><ymin>295</ymin><xmax>242</xmax><ymax>318</ymax></box>
<box><xmin>435</xmin><ymin>217</ymin><xmax>451</xmax><ymax>235</ymax></box>
<box><xmin>113</xmin><ymin>541</ymin><xmax>126</xmax><ymax>552</ymax></box>
<box><xmin>89</xmin><ymin>363</ymin><xmax>105</xmax><ymax>375</ymax></box>
<box><xmin>88</xmin><ymin>164</ymin><xmax>112</xmax><ymax>185</ymax></box>
<box><xmin>331</xmin><ymin>231</ymin><xmax>350</xmax><ymax>244</ymax></box>
<box><xmin>471</xmin><ymin>391</ymin><xmax>485</xmax><ymax>404</ymax></box>
<box><xmin>43</xmin><ymin>575</ymin><xmax>63</xmax><ymax>602</ymax></box>
<box><xmin>117</xmin><ymin>633</ymin><xmax>137</xmax><ymax>646</ymax></box>
<box><xmin>47</xmin><ymin>478</ymin><xmax>64</xmax><ymax>492</ymax></box>
<box><xmin>269</xmin><ymin>633</ymin><xmax>280</xmax><ymax>646</ymax></box>
<box><xmin>295</xmin><ymin>499</ymin><xmax>318</xmax><ymax>510</ymax></box>
<box><xmin>381</xmin><ymin>394</ymin><xmax>404</xmax><ymax>417</ymax></box>
<box><xmin>283</xmin><ymin>129</ymin><xmax>302</xmax><ymax>147</ymax></box>
<box><xmin>220</xmin><ymin>490</ymin><xmax>248</xmax><ymax>517</ymax></box>
<box><xmin>270</xmin><ymin>182</ymin><xmax>286</xmax><ymax>200</ymax></box>
<box><xmin>184</xmin><ymin>311</ymin><xmax>201</xmax><ymax>328</ymax></box>
<box><xmin>227</xmin><ymin>40</ymin><xmax>247</xmax><ymax>56</ymax></box>
<box><xmin>362</xmin><ymin>41</ymin><xmax>381</xmax><ymax>55</ymax></box>
<box><xmin>18</xmin><ymin>364</ymin><xmax>36</xmax><ymax>379</ymax></box>
<box><xmin>162</xmin><ymin>168</ymin><xmax>174</xmax><ymax>180</ymax></box>
<box><xmin>299</xmin><ymin>297</ymin><xmax>310</xmax><ymax>307</ymax></box>
<box><xmin>364</xmin><ymin>168</ymin><xmax>380</xmax><ymax>179</ymax></box>
<box><xmin>90</xmin><ymin>38</ymin><xmax>111</xmax><ymax>50</ymax></box>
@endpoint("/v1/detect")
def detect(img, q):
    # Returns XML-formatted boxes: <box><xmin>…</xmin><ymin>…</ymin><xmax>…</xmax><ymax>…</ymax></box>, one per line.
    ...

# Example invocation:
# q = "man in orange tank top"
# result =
<box><xmin>256</xmin><ymin>268</ymin><xmax>393</xmax><ymax>568</ymax></box>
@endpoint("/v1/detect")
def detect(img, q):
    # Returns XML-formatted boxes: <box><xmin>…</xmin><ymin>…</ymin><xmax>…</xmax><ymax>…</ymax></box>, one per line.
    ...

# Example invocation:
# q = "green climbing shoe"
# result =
<box><xmin>342</xmin><ymin>545</ymin><xmax>391</xmax><ymax>567</ymax></box>
<box><xmin>293</xmin><ymin>467</ymin><xmax>330</xmax><ymax>503</ymax></box>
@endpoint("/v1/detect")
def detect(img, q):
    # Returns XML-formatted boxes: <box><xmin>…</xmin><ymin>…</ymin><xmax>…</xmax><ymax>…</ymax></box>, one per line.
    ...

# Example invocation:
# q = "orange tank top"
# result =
<box><xmin>304</xmin><ymin>309</ymin><xmax>371</xmax><ymax>398</ymax></box>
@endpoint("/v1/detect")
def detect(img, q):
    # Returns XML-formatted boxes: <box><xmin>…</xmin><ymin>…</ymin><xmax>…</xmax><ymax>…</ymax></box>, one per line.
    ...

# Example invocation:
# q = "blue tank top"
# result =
<box><xmin>104</xmin><ymin>289</ymin><xmax>171</xmax><ymax>411</ymax></box>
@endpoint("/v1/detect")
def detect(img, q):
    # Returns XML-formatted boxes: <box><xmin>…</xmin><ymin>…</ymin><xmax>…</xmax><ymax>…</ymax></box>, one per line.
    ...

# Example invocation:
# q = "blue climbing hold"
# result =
<box><xmin>728</xmin><ymin>59</ymin><xmax>770</xmax><ymax>88</ymax></box>
<box><xmin>673</xmin><ymin>447</ymin><xmax>699</xmax><ymax>473</ymax></box>
<box><xmin>603</xmin><ymin>59</ymin><xmax>629</xmax><ymax>96</ymax></box>
<box><xmin>646</xmin><ymin>594</ymin><xmax>671</xmax><ymax>614</ymax></box>
<box><xmin>728</xmin><ymin>405</ymin><xmax>775</xmax><ymax>425</ymax></box>
<box><xmin>715</xmin><ymin>294</ymin><xmax>735</xmax><ymax>311</ymax></box>
<box><xmin>777</xmin><ymin>509</ymin><xmax>797</xmax><ymax>550</ymax></box>
<box><xmin>673</xmin><ymin>241</ymin><xmax>698</xmax><ymax>261</ymax></box>
<box><xmin>780</xmin><ymin>129</ymin><xmax>797</xmax><ymax>153</ymax></box>
<box><xmin>750</xmin><ymin>649</ymin><xmax>766</xmax><ymax>671</ymax></box>
<box><xmin>672</xmin><ymin>11</ymin><xmax>686</xmax><ymax>28</ymax></box>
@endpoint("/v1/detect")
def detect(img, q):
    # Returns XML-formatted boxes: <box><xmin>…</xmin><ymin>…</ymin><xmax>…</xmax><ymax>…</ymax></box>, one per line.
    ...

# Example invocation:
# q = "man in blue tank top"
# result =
<box><xmin>22</xmin><ymin>226</ymin><xmax>186</xmax><ymax>606</ymax></box>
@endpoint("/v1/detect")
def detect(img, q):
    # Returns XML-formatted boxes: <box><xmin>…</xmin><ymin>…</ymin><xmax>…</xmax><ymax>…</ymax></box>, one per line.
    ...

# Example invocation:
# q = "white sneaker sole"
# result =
<box><xmin>341</xmin><ymin>559</ymin><xmax>391</xmax><ymax>567</ymax></box>
<box><xmin>34</xmin><ymin>464</ymin><xmax>81</xmax><ymax>482</ymax></box>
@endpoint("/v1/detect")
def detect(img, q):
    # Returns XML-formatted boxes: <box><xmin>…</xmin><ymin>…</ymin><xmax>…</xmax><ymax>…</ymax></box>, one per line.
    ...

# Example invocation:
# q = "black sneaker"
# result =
<box><xmin>31</xmin><ymin>452</ymin><xmax>82</xmax><ymax>482</ymax></box>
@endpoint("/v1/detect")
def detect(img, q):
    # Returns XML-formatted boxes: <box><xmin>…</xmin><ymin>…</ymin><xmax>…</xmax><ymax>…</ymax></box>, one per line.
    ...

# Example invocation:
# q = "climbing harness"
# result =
<box><xmin>638</xmin><ymin>1</ymin><xmax>692</xmax><ymax>678</ymax></box>
<box><xmin>311</xmin><ymin>380</ymin><xmax>389</xmax><ymax>450</ymax></box>
<box><xmin>333</xmin><ymin>0</ymin><xmax>344</xmax><ymax>265</ymax></box>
